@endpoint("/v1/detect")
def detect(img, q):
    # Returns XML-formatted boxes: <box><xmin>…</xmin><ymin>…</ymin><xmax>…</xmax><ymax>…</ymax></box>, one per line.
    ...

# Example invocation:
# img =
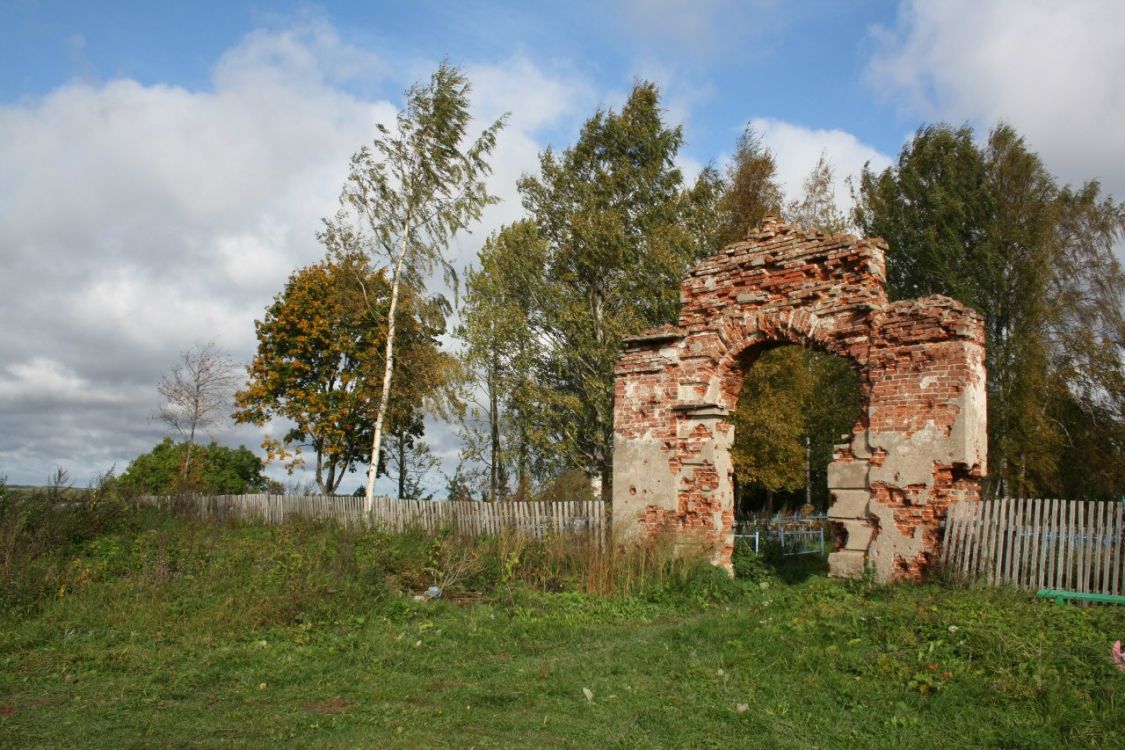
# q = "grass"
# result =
<box><xmin>1</xmin><ymin>504</ymin><xmax>1123</xmax><ymax>749</ymax></box>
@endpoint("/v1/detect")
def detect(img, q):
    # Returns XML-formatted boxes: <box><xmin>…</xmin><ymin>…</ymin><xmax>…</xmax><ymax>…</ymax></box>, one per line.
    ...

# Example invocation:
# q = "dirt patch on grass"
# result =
<box><xmin>302</xmin><ymin>696</ymin><xmax>352</xmax><ymax>715</ymax></box>
<box><xmin>1</xmin><ymin>696</ymin><xmax>61</xmax><ymax>718</ymax></box>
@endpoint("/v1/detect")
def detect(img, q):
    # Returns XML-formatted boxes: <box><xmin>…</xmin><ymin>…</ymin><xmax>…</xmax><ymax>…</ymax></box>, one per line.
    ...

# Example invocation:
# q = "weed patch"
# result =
<box><xmin>1</xmin><ymin>506</ymin><xmax>1122</xmax><ymax>748</ymax></box>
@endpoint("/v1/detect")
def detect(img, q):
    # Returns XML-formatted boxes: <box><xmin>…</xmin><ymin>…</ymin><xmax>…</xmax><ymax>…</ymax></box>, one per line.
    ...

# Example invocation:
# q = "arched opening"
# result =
<box><xmin>728</xmin><ymin>344</ymin><xmax>863</xmax><ymax>517</ymax></box>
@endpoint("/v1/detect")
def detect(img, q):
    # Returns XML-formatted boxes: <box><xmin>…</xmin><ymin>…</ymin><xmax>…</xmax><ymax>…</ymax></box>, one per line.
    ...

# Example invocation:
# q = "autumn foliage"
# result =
<box><xmin>234</xmin><ymin>252</ymin><xmax>451</xmax><ymax>494</ymax></box>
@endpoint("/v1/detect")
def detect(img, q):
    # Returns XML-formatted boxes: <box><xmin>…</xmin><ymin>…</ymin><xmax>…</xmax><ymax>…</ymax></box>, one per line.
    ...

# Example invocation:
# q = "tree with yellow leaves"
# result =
<box><xmin>234</xmin><ymin>252</ymin><xmax>451</xmax><ymax>495</ymax></box>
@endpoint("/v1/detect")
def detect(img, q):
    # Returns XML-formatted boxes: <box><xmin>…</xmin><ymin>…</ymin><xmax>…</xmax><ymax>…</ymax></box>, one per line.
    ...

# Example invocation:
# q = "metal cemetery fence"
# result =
<box><xmin>942</xmin><ymin>497</ymin><xmax>1123</xmax><ymax>595</ymax></box>
<box><xmin>734</xmin><ymin>513</ymin><xmax>827</xmax><ymax>556</ymax></box>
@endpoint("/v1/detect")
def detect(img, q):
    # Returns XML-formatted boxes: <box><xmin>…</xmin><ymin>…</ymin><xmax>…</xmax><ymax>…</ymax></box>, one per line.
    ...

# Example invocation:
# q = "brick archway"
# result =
<box><xmin>612</xmin><ymin>219</ymin><xmax>987</xmax><ymax>582</ymax></box>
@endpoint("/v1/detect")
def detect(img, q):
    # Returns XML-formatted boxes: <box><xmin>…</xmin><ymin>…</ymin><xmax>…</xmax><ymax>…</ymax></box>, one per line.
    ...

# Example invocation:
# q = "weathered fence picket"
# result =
<box><xmin>942</xmin><ymin>497</ymin><xmax>1124</xmax><ymax>595</ymax></box>
<box><xmin>140</xmin><ymin>493</ymin><xmax>607</xmax><ymax>545</ymax></box>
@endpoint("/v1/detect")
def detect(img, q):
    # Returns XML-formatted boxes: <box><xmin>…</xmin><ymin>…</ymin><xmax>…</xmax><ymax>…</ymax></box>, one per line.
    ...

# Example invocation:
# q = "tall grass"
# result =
<box><xmin>0</xmin><ymin>471</ymin><xmax>133</xmax><ymax>610</ymax></box>
<box><xmin>3</xmin><ymin>494</ymin><xmax>1121</xmax><ymax>748</ymax></box>
<box><xmin>1</xmin><ymin>490</ymin><xmax>734</xmax><ymax>622</ymax></box>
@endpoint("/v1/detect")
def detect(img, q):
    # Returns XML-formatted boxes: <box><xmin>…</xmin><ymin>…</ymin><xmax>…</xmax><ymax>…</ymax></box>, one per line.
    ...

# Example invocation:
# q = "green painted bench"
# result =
<box><xmin>1037</xmin><ymin>589</ymin><xmax>1125</xmax><ymax>605</ymax></box>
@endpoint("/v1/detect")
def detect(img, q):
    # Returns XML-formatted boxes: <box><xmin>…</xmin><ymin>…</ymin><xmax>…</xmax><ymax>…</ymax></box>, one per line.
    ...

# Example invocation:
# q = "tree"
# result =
<box><xmin>855</xmin><ymin>123</ymin><xmax>1125</xmax><ymax>496</ymax></box>
<box><xmin>382</xmin><ymin>410</ymin><xmax>440</xmax><ymax>500</ymax></box>
<box><xmin>324</xmin><ymin>63</ymin><xmax>505</xmax><ymax>509</ymax></box>
<box><xmin>516</xmin><ymin>82</ymin><xmax>711</xmax><ymax>498</ymax></box>
<box><xmin>157</xmin><ymin>342</ymin><xmax>238</xmax><ymax>485</ymax></box>
<box><xmin>731</xmin><ymin>346</ymin><xmax>812</xmax><ymax>506</ymax></box>
<box><xmin>784</xmin><ymin>152</ymin><xmax>849</xmax><ymax>234</ymax></box>
<box><xmin>854</xmin><ymin>124</ymin><xmax>993</xmax><ymax>305</ymax></box>
<box><xmin>715</xmin><ymin>127</ymin><xmax>783</xmax><ymax>245</ymax></box>
<box><xmin>455</xmin><ymin>220</ymin><xmax>549</xmax><ymax>501</ymax></box>
<box><xmin>234</xmin><ymin>252</ymin><xmax>452</xmax><ymax>494</ymax></box>
<box><xmin>119</xmin><ymin>438</ymin><xmax>267</xmax><ymax>495</ymax></box>
<box><xmin>1047</xmin><ymin>184</ymin><xmax>1125</xmax><ymax>494</ymax></box>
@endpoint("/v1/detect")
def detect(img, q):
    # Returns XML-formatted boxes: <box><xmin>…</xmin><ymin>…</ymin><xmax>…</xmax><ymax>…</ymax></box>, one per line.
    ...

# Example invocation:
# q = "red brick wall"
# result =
<box><xmin>613</xmin><ymin>219</ymin><xmax>987</xmax><ymax>582</ymax></box>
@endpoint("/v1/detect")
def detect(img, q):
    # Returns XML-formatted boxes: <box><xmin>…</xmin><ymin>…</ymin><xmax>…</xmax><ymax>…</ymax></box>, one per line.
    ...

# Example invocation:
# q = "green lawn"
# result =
<box><xmin>1</xmin><ymin>512</ymin><xmax>1123</xmax><ymax>749</ymax></box>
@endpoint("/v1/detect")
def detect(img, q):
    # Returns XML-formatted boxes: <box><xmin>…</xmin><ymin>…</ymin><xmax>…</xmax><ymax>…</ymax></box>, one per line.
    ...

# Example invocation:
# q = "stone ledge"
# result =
<box><xmin>622</xmin><ymin>325</ymin><xmax>686</xmax><ymax>346</ymax></box>
<box><xmin>828</xmin><ymin>550</ymin><xmax>867</xmax><ymax>578</ymax></box>
<box><xmin>670</xmin><ymin>402</ymin><xmax>729</xmax><ymax>418</ymax></box>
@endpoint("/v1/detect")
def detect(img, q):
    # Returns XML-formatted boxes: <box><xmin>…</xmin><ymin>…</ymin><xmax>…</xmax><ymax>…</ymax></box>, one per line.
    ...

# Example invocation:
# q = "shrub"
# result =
<box><xmin>117</xmin><ymin>438</ymin><xmax>268</xmax><ymax>495</ymax></box>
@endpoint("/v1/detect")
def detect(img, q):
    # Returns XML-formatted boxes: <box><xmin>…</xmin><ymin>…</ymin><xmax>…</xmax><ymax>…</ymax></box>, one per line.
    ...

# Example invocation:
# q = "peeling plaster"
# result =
<box><xmin>612</xmin><ymin>219</ymin><xmax>987</xmax><ymax>583</ymax></box>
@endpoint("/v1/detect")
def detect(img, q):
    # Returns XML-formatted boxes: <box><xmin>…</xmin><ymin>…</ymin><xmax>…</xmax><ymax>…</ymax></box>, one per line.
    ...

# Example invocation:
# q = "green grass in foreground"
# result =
<box><xmin>1</xmin><ymin>511</ymin><xmax>1123</xmax><ymax>749</ymax></box>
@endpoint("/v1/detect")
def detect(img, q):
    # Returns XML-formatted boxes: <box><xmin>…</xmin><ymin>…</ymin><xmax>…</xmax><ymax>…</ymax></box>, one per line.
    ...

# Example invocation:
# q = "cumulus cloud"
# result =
<box><xmin>0</xmin><ymin>358</ymin><xmax>131</xmax><ymax>407</ymax></box>
<box><xmin>0</xmin><ymin>23</ymin><xmax>586</xmax><ymax>489</ymax></box>
<box><xmin>867</xmin><ymin>0</ymin><xmax>1125</xmax><ymax>196</ymax></box>
<box><xmin>749</xmin><ymin>117</ymin><xmax>892</xmax><ymax>216</ymax></box>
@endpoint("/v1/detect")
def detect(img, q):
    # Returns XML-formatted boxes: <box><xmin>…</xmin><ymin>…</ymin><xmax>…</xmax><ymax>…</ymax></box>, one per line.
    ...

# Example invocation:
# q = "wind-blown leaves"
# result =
<box><xmin>327</xmin><ymin>62</ymin><xmax>505</xmax><ymax>502</ymax></box>
<box><xmin>512</xmin><ymin>82</ymin><xmax>714</xmax><ymax>497</ymax></box>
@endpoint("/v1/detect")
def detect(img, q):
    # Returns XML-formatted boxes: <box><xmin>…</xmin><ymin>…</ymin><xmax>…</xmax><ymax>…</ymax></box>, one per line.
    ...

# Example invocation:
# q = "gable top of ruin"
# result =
<box><xmin>685</xmin><ymin>217</ymin><xmax>887</xmax><ymax>286</ymax></box>
<box><xmin>624</xmin><ymin>218</ymin><xmax>891</xmax><ymax>347</ymax></box>
<box><xmin>623</xmin><ymin>218</ymin><xmax>983</xmax><ymax>356</ymax></box>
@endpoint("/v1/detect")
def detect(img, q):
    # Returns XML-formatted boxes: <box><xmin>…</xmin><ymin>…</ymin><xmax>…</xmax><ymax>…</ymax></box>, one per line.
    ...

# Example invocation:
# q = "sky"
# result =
<box><xmin>2</xmin><ymin>0</ymin><xmax>1124</xmax><ymax>493</ymax></box>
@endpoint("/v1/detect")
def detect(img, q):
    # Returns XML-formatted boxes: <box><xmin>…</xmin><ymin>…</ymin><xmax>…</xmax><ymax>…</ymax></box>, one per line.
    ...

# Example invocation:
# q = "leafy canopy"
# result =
<box><xmin>855</xmin><ymin>123</ymin><xmax>1125</xmax><ymax>496</ymax></box>
<box><xmin>234</xmin><ymin>252</ymin><xmax>450</xmax><ymax>494</ymax></box>
<box><xmin>512</xmin><ymin>82</ymin><xmax>716</xmax><ymax>493</ymax></box>
<box><xmin>118</xmin><ymin>439</ymin><xmax>267</xmax><ymax>495</ymax></box>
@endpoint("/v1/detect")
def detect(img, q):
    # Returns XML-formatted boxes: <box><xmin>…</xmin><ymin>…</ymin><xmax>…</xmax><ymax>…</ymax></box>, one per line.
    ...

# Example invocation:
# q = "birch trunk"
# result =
<box><xmin>181</xmin><ymin>422</ymin><xmax>196</xmax><ymax>485</ymax></box>
<box><xmin>365</xmin><ymin>228</ymin><xmax>410</xmax><ymax>511</ymax></box>
<box><xmin>489</xmin><ymin>344</ymin><xmax>500</xmax><ymax>502</ymax></box>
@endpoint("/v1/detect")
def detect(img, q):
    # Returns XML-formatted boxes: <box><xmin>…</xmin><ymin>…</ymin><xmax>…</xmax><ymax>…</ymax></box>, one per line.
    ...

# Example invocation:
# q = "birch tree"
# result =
<box><xmin>324</xmin><ymin>63</ymin><xmax>504</xmax><ymax>509</ymax></box>
<box><xmin>157</xmin><ymin>342</ymin><xmax>238</xmax><ymax>484</ymax></box>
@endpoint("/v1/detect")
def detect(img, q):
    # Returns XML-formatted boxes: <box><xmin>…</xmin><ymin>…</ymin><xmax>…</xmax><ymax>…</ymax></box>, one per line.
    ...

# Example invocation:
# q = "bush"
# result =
<box><xmin>117</xmin><ymin>438</ymin><xmax>268</xmax><ymax>495</ymax></box>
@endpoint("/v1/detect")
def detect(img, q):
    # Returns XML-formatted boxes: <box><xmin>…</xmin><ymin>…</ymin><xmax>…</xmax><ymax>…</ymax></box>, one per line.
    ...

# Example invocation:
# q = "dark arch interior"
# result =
<box><xmin>729</xmin><ymin>342</ymin><xmax>863</xmax><ymax>515</ymax></box>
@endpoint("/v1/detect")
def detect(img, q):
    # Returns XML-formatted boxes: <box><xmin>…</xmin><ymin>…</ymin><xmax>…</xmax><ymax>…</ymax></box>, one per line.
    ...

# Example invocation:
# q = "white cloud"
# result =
<box><xmin>0</xmin><ymin>358</ymin><xmax>132</xmax><ymax>406</ymax></box>
<box><xmin>0</xmin><ymin>24</ymin><xmax>590</xmax><ymax>489</ymax></box>
<box><xmin>749</xmin><ymin>117</ymin><xmax>892</xmax><ymax>215</ymax></box>
<box><xmin>467</xmin><ymin>56</ymin><xmax>592</xmax><ymax>134</ymax></box>
<box><xmin>867</xmin><ymin>0</ymin><xmax>1125</xmax><ymax>196</ymax></box>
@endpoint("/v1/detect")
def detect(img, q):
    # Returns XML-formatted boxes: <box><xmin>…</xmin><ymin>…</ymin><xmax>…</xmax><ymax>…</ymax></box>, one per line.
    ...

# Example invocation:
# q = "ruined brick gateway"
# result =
<box><xmin>612</xmin><ymin>218</ymin><xmax>987</xmax><ymax>582</ymax></box>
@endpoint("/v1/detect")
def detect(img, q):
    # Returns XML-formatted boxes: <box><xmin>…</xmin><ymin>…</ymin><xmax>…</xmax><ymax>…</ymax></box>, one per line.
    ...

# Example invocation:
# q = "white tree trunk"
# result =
<box><xmin>365</xmin><ymin>230</ymin><xmax>410</xmax><ymax>512</ymax></box>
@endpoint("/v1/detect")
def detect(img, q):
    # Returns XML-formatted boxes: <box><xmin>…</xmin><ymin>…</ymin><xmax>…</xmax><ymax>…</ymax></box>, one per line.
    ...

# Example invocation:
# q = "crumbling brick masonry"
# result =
<box><xmin>612</xmin><ymin>218</ymin><xmax>986</xmax><ymax>582</ymax></box>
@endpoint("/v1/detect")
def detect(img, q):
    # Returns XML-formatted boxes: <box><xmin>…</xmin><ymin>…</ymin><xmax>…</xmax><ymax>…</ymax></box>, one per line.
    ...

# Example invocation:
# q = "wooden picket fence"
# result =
<box><xmin>139</xmin><ymin>494</ymin><xmax>607</xmax><ymax>548</ymax></box>
<box><xmin>942</xmin><ymin>498</ymin><xmax>1124</xmax><ymax>595</ymax></box>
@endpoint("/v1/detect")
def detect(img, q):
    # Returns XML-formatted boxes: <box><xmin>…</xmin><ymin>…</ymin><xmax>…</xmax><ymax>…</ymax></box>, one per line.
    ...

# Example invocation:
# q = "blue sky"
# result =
<box><xmin>2</xmin><ymin>1</ymin><xmax>1123</xmax><ymax>492</ymax></box>
<box><xmin>3</xmin><ymin>2</ymin><xmax>904</xmax><ymax>166</ymax></box>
